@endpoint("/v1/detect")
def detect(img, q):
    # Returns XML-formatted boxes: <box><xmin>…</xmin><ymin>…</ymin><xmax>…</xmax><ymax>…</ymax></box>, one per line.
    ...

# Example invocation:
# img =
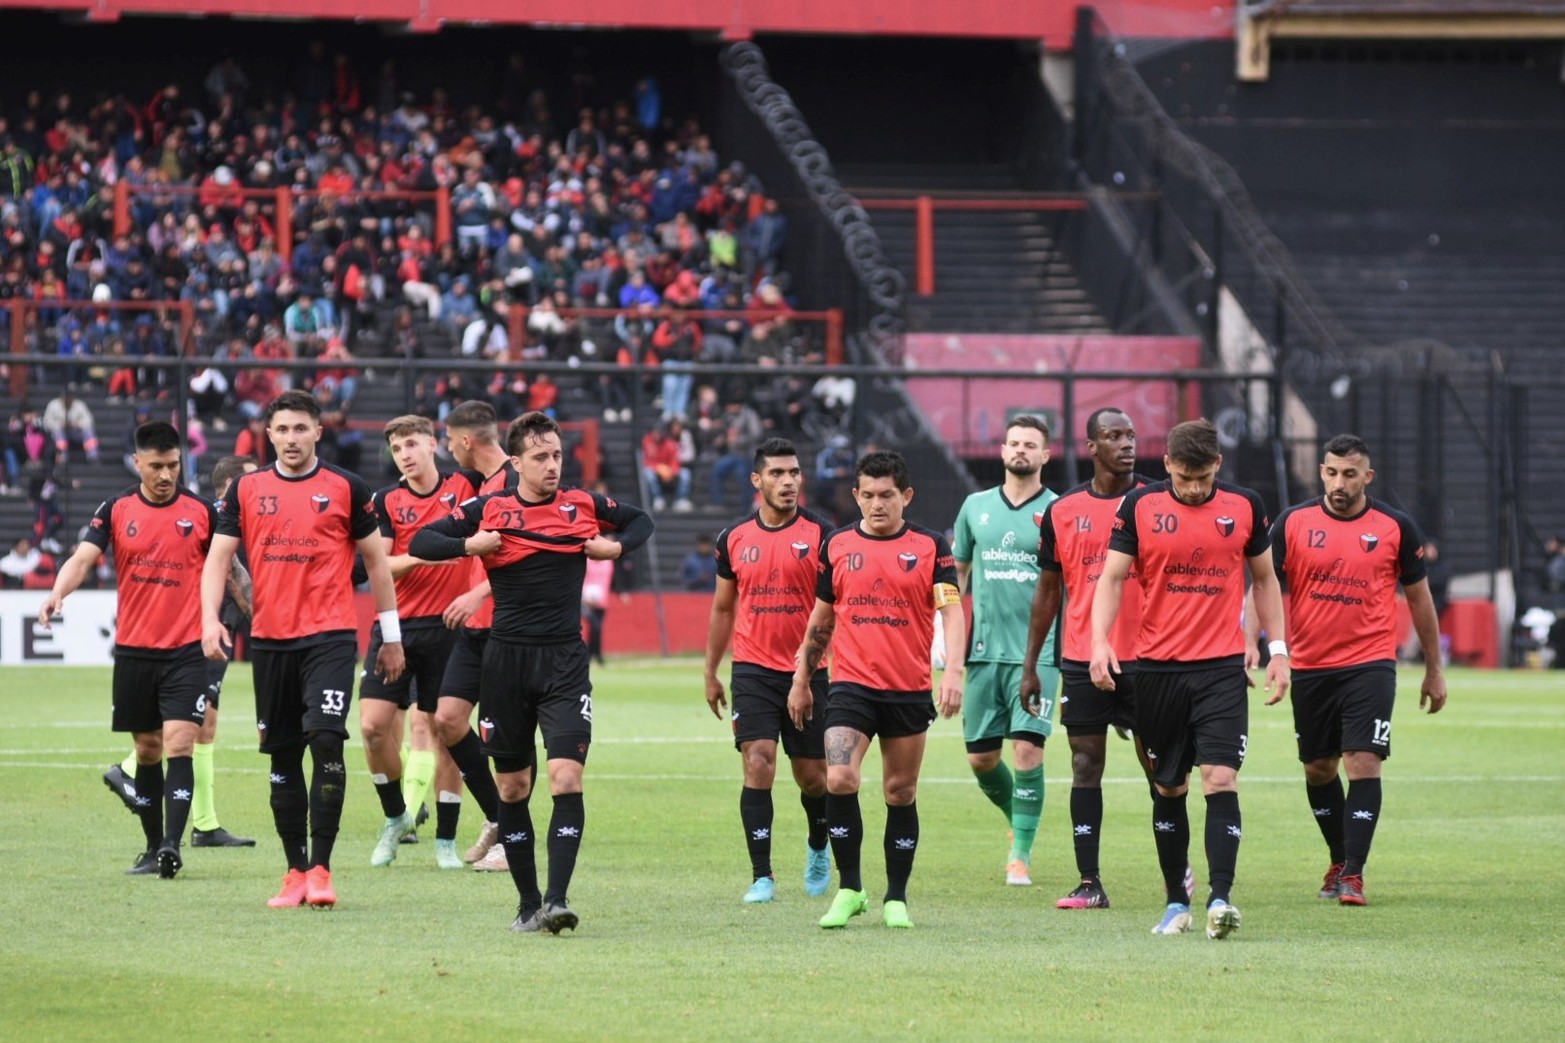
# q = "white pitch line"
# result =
<box><xmin>1</xmin><ymin>760</ymin><xmax>1562</xmax><ymax>786</ymax></box>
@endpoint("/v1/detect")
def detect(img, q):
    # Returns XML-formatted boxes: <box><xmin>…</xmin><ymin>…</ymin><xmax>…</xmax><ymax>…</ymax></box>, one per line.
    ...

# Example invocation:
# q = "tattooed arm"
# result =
<box><xmin>226</xmin><ymin>555</ymin><xmax>253</xmax><ymax>618</ymax></box>
<box><xmin>788</xmin><ymin>599</ymin><xmax>835</xmax><ymax>729</ymax></box>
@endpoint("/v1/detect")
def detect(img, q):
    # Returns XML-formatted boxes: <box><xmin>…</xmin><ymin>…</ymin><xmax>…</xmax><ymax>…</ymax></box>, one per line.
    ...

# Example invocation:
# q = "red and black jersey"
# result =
<box><xmin>462</xmin><ymin>460</ymin><xmax>518</xmax><ymax>632</ymax></box>
<box><xmin>374</xmin><ymin>468</ymin><xmax>484</xmax><ymax>627</ymax></box>
<box><xmin>410</xmin><ymin>485</ymin><xmax>653</xmax><ymax>644</ymax></box>
<box><xmin>1039</xmin><ymin>477</ymin><xmax>1149</xmax><ymax>666</ymax></box>
<box><xmin>1271</xmin><ymin>496</ymin><xmax>1426</xmax><ymax>671</ymax></box>
<box><xmin>214</xmin><ymin>461</ymin><xmax>379</xmax><ymax>646</ymax></box>
<box><xmin>1109</xmin><ymin>480</ymin><xmax>1269</xmax><ymax>668</ymax></box>
<box><xmin>817</xmin><ymin>521</ymin><xmax>958</xmax><ymax>698</ymax></box>
<box><xmin>715</xmin><ymin>507</ymin><xmax>833</xmax><ymax>673</ymax></box>
<box><xmin>85</xmin><ymin>486</ymin><xmax>214</xmax><ymax>653</ymax></box>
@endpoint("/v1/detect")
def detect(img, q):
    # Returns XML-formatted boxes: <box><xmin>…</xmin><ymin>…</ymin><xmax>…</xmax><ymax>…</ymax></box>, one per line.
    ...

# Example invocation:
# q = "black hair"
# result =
<box><xmin>505</xmin><ymin>410</ymin><xmax>562</xmax><ymax>457</ymax></box>
<box><xmin>752</xmin><ymin>437</ymin><xmax>798</xmax><ymax>473</ymax></box>
<box><xmin>263</xmin><ymin>389</ymin><xmax>321</xmax><ymax>423</ymax></box>
<box><xmin>1085</xmin><ymin>407</ymin><xmax>1130</xmax><ymax>440</ymax></box>
<box><xmin>444</xmin><ymin>400</ymin><xmax>499</xmax><ymax>443</ymax></box>
<box><xmin>1322</xmin><ymin>433</ymin><xmax>1372</xmax><ymax>464</ymax></box>
<box><xmin>133</xmin><ymin>420</ymin><xmax>181</xmax><ymax>454</ymax></box>
<box><xmin>855</xmin><ymin>449</ymin><xmax>910</xmax><ymax>491</ymax></box>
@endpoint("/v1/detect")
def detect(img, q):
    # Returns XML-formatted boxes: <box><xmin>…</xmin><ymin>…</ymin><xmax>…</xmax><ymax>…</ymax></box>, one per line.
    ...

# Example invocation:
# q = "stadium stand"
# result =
<box><xmin>1130</xmin><ymin>34</ymin><xmax>1565</xmax><ymax>595</ymax></box>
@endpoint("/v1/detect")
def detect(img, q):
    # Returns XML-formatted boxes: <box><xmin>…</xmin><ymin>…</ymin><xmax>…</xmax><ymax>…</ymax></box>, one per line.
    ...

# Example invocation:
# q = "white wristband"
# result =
<box><xmin>1268</xmin><ymin>639</ymin><xmax>1289</xmax><ymax>658</ymax></box>
<box><xmin>378</xmin><ymin>610</ymin><xmax>402</xmax><ymax>644</ymax></box>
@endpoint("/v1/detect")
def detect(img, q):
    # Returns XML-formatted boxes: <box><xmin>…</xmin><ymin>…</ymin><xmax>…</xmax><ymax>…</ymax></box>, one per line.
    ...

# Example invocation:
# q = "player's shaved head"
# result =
<box><xmin>1086</xmin><ymin>407</ymin><xmax>1130</xmax><ymax>441</ymax></box>
<box><xmin>445</xmin><ymin>401</ymin><xmax>499</xmax><ymax>443</ymax></box>
<box><xmin>1322</xmin><ymin>433</ymin><xmax>1371</xmax><ymax>466</ymax></box>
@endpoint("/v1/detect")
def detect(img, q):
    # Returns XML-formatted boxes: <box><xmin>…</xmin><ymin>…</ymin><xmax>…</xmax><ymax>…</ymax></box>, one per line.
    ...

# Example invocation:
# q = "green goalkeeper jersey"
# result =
<box><xmin>952</xmin><ymin>485</ymin><xmax>1059</xmax><ymax>665</ymax></box>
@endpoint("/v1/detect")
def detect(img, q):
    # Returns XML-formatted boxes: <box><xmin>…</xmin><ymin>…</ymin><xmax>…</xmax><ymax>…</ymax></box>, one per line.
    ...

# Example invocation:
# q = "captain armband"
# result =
<box><xmin>933</xmin><ymin>583</ymin><xmax>962</xmax><ymax>608</ymax></box>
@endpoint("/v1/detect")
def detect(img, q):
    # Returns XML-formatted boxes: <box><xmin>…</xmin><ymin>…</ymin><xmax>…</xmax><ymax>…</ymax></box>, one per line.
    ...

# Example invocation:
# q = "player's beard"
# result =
<box><xmin>1004</xmin><ymin>459</ymin><xmax>1039</xmax><ymax>479</ymax></box>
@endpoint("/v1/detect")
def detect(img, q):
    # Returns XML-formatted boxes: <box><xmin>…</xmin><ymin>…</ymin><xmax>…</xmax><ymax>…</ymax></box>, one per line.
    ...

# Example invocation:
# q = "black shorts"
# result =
<box><xmin>439</xmin><ymin>627</ymin><xmax>489</xmax><ymax>706</ymax></box>
<box><xmin>112</xmin><ymin>643</ymin><xmax>208</xmax><ymax>733</ymax></box>
<box><xmin>361</xmin><ymin>623</ymin><xmax>459</xmax><ymax>713</ymax></box>
<box><xmin>731</xmin><ymin>664</ymin><xmax>827</xmax><ymax>759</ymax></box>
<box><xmin>478</xmin><ymin>638</ymin><xmax>593</xmax><ymax>765</ymax></box>
<box><xmin>1134</xmin><ymin>663</ymin><xmax>1248</xmax><ymax>789</ymax></box>
<box><xmin>823</xmin><ymin>682</ymin><xmax>937</xmax><ymax>741</ymax></box>
<box><xmin>1060</xmin><ymin>661</ymin><xmax>1138</xmax><ymax>736</ymax></box>
<box><xmin>1291</xmin><ymin>664</ymin><xmax>1397</xmax><ymax>762</ymax></box>
<box><xmin>252</xmin><ymin>640</ymin><xmax>358</xmax><ymax>752</ymax></box>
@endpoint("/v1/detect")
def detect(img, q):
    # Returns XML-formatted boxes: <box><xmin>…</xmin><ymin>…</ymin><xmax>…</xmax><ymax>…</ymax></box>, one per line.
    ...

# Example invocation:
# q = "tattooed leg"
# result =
<box><xmin>825</xmin><ymin>727</ymin><xmax>868</xmax><ymax>796</ymax></box>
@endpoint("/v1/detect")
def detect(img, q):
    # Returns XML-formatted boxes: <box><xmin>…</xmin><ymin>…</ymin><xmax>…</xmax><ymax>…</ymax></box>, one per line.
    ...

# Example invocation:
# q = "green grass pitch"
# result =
<box><xmin>2</xmin><ymin>662</ymin><xmax>1562</xmax><ymax>1041</ymax></box>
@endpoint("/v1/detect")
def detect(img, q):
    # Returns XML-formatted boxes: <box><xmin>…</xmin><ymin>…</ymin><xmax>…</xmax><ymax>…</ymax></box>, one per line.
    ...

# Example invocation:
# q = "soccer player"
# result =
<box><xmin>1270</xmin><ymin>434</ymin><xmax>1447</xmax><ymax>906</ymax></box>
<box><xmin>40</xmin><ymin>421</ymin><xmax>214</xmax><ymax>878</ymax></box>
<box><xmin>431</xmin><ymin>401</ymin><xmax>514</xmax><ymax>870</ymax></box>
<box><xmin>1023</xmin><ymin>408</ymin><xmax>1165</xmax><ymax>909</ymax></box>
<box><xmin>101</xmin><ymin>454</ymin><xmax>258</xmax><ymax>849</ymax></box>
<box><xmin>788</xmin><ymin>450</ymin><xmax>965</xmax><ymax>930</ymax></box>
<box><xmin>201</xmin><ymin>390</ymin><xmax>405</xmax><ymax>910</ymax></box>
<box><xmin>1089</xmin><ymin>418</ymin><xmax>1289</xmax><ymax>940</ymax></box>
<box><xmin>410</xmin><ymin>411</ymin><xmax>653</xmax><ymax>934</ymax></box>
<box><xmin>704</xmin><ymin>437</ymin><xmax>834</xmax><ymax>904</ymax></box>
<box><xmin>361</xmin><ymin>415</ymin><xmax>485</xmax><ymax>870</ymax></box>
<box><xmin>951</xmin><ymin>415</ymin><xmax>1057</xmax><ymax>887</ymax></box>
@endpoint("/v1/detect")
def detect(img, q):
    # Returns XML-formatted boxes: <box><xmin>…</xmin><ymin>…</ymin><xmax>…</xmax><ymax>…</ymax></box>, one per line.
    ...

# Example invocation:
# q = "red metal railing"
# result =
<box><xmin>859</xmin><ymin>194</ymin><xmax>1093</xmax><ymax>297</ymax></box>
<box><xmin>7</xmin><ymin>297</ymin><xmax>197</xmax><ymax>397</ymax></box>
<box><xmin>112</xmin><ymin>181</ymin><xmax>452</xmax><ymax>264</ymax></box>
<box><xmin>504</xmin><ymin>305</ymin><xmax>845</xmax><ymax>365</ymax></box>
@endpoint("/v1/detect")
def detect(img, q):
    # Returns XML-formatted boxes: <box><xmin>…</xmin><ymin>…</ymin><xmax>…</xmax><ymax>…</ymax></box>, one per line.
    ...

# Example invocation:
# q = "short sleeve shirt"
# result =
<box><xmin>214</xmin><ymin>461</ymin><xmax>379</xmax><ymax>646</ymax></box>
<box><xmin>1038</xmin><ymin>477</ymin><xmax>1149</xmax><ymax>665</ymax></box>
<box><xmin>374</xmin><ymin>469</ymin><xmax>483</xmax><ymax>627</ymax></box>
<box><xmin>85</xmin><ymin>486</ymin><xmax>214</xmax><ymax>654</ymax></box>
<box><xmin>1271</xmin><ymin>496</ymin><xmax>1426</xmax><ymax>671</ymax></box>
<box><xmin>952</xmin><ymin>485</ymin><xmax>1056</xmax><ymax>664</ymax></box>
<box><xmin>1109</xmin><ymin>480</ymin><xmax>1269</xmax><ymax>667</ymax></box>
<box><xmin>714</xmin><ymin>507</ymin><xmax>833</xmax><ymax>673</ymax></box>
<box><xmin>817</xmin><ymin>521</ymin><xmax>959</xmax><ymax>698</ymax></box>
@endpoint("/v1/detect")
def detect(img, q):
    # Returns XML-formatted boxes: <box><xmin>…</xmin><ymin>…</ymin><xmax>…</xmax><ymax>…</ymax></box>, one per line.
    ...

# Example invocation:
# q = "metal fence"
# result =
<box><xmin>1070</xmin><ymin>7</ymin><xmax>1565</xmax><ymax>596</ymax></box>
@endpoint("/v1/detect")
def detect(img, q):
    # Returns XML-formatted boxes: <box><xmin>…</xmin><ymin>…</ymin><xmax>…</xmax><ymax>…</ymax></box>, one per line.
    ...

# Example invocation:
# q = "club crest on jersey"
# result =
<box><xmin>1215</xmin><ymin>516</ymin><xmax>1235</xmax><ymax>537</ymax></box>
<box><xmin>1360</xmin><ymin>533</ymin><xmax>1379</xmax><ymax>553</ymax></box>
<box><xmin>1033</xmin><ymin>511</ymin><xmax>1045</xmax><ymax>527</ymax></box>
<box><xmin>559</xmin><ymin>502</ymin><xmax>578</xmax><ymax>521</ymax></box>
<box><xmin>440</xmin><ymin>493</ymin><xmax>457</xmax><ymax>508</ymax></box>
<box><xmin>311</xmin><ymin>494</ymin><xmax>330</xmax><ymax>514</ymax></box>
<box><xmin>791</xmin><ymin>541</ymin><xmax>811</xmax><ymax>559</ymax></box>
<box><xmin>898</xmin><ymin>552</ymin><xmax>919</xmax><ymax>572</ymax></box>
<box><xmin>175</xmin><ymin>519</ymin><xmax>194</xmax><ymax>538</ymax></box>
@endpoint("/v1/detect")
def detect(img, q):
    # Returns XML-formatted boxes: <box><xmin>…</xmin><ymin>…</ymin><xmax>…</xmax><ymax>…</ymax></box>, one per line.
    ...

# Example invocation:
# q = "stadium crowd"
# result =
<box><xmin>0</xmin><ymin>50</ymin><xmax>867</xmax><ymax>583</ymax></box>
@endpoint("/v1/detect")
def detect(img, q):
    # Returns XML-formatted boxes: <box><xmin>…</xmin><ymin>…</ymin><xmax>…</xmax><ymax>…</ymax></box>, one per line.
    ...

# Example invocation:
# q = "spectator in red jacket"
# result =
<box><xmin>652</xmin><ymin>308</ymin><xmax>702</xmax><ymax>423</ymax></box>
<box><xmin>640</xmin><ymin>422</ymin><xmax>691</xmax><ymax>513</ymax></box>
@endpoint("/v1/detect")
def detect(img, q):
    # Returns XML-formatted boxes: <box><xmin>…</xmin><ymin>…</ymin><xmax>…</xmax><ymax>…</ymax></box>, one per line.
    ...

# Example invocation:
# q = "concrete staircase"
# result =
<box><xmin>838</xmin><ymin>163</ymin><xmax>1110</xmax><ymax>335</ymax></box>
